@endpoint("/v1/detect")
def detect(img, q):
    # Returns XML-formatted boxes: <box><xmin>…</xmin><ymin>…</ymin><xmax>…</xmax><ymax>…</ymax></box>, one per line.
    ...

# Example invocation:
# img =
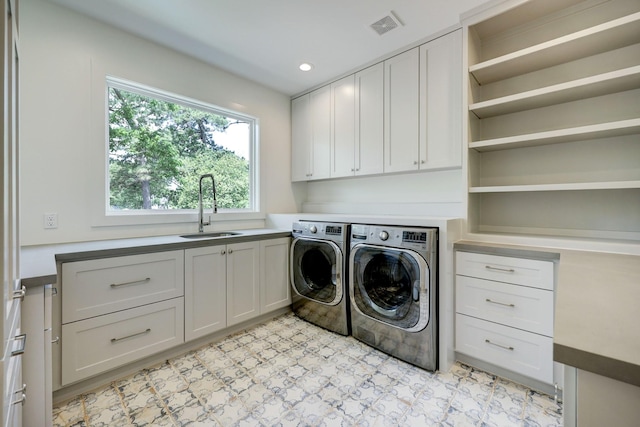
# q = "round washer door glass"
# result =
<box><xmin>291</xmin><ymin>238</ymin><xmax>342</xmax><ymax>305</ymax></box>
<box><xmin>351</xmin><ymin>245</ymin><xmax>427</xmax><ymax>329</ymax></box>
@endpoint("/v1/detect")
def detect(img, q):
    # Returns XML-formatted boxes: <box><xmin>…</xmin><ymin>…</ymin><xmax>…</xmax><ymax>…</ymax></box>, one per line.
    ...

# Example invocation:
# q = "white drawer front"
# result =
<box><xmin>62</xmin><ymin>250</ymin><xmax>184</xmax><ymax>323</ymax></box>
<box><xmin>456</xmin><ymin>276</ymin><xmax>554</xmax><ymax>336</ymax></box>
<box><xmin>456</xmin><ymin>314</ymin><xmax>553</xmax><ymax>384</ymax></box>
<box><xmin>61</xmin><ymin>298</ymin><xmax>184</xmax><ymax>385</ymax></box>
<box><xmin>456</xmin><ymin>251</ymin><xmax>554</xmax><ymax>290</ymax></box>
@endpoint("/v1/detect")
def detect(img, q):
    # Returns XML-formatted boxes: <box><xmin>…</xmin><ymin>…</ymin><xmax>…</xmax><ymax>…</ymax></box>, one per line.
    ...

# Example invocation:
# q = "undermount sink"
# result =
<box><xmin>180</xmin><ymin>232</ymin><xmax>239</xmax><ymax>239</ymax></box>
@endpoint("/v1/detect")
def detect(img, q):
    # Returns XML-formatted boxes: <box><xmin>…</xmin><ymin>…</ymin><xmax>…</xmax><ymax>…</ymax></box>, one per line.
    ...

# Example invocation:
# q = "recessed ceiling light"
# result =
<box><xmin>299</xmin><ymin>63</ymin><xmax>313</xmax><ymax>72</ymax></box>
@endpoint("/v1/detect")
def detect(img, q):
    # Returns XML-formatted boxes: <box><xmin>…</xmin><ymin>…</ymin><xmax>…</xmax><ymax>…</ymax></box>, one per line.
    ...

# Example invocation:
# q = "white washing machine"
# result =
<box><xmin>290</xmin><ymin>220</ymin><xmax>350</xmax><ymax>336</ymax></box>
<box><xmin>349</xmin><ymin>224</ymin><xmax>438</xmax><ymax>370</ymax></box>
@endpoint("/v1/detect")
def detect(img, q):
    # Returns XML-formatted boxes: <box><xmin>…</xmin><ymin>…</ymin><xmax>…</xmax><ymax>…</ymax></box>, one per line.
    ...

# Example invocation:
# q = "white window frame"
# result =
<box><xmin>91</xmin><ymin>76</ymin><xmax>262</xmax><ymax>227</ymax></box>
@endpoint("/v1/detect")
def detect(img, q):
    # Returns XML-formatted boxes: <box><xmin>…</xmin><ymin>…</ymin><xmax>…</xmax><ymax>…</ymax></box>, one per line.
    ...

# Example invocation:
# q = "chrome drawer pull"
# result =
<box><xmin>51</xmin><ymin>336</ymin><xmax>60</xmax><ymax>345</ymax></box>
<box><xmin>12</xmin><ymin>285</ymin><xmax>26</xmax><ymax>301</ymax></box>
<box><xmin>12</xmin><ymin>384</ymin><xmax>26</xmax><ymax>406</ymax></box>
<box><xmin>485</xmin><ymin>298</ymin><xmax>515</xmax><ymax>308</ymax></box>
<box><xmin>485</xmin><ymin>339</ymin><xmax>514</xmax><ymax>351</ymax></box>
<box><xmin>485</xmin><ymin>265</ymin><xmax>515</xmax><ymax>273</ymax></box>
<box><xmin>110</xmin><ymin>278</ymin><xmax>151</xmax><ymax>288</ymax></box>
<box><xmin>111</xmin><ymin>328</ymin><xmax>151</xmax><ymax>343</ymax></box>
<box><xmin>11</xmin><ymin>334</ymin><xmax>26</xmax><ymax>356</ymax></box>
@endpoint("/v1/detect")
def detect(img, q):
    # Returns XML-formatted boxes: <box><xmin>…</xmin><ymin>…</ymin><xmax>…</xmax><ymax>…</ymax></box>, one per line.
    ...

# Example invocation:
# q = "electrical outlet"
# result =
<box><xmin>44</xmin><ymin>213</ymin><xmax>58</xmax><ymax>229</ymax></box>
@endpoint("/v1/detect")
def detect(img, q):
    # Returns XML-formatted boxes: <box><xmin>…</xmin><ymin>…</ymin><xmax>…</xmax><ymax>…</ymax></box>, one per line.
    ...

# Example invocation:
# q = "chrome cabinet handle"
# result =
<box><xmin>51</xmin><ymin>336</ymin><xmax>60</xmax><ymax>345</ymax></box>
<box><xmin>110</xmin><ymin>278</ymin><xmax>150</xmax><ymax>288</ymax></box>
<box><xmin>11</xmin><ymin>334</ymin><xmax>26</xmax><ymax>356</ymax></box>
<box><xmin>485</xmin><ymin>265</ymin><xmax>515</xmax><ymax>273</ymax></box>
<box><xmin>485</xmin><ymin>339</ymin><xmax>514</xmax><ymax>351</ymax></box>
<box><xmin>228</xmin><ymin>249</ymin><xmax>233</xmax><ymax>254</ymax></box>
<box><xmin>111</xmin><ymin>328</ymin><xmax>151</xmax><ymax>343</ymax></box>
<box><xmin>12</xmin><ymin>285</ymin><xmax>26</xmax><ymax>301</ymax></box>
<box><xmin>221</xmin><ymin>250</ymin><xmax>226</xmax><ymax>255</ymax></box>
<box><xmin>12</xmin><ymin>384</ymin><xmax>26</xmax><ymax>406</ymax></box>
<box><xmin>485</xmin><ymin>298</ymin><xmax>515</xmax><ymax>308</ymax></box>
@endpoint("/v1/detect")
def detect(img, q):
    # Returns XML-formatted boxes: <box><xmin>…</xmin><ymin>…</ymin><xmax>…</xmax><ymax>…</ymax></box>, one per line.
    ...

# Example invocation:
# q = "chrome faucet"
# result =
<box><xmin>198</xmin><ymin>174</ymin><xmax>217</xmax><ymax>233</ymax></box>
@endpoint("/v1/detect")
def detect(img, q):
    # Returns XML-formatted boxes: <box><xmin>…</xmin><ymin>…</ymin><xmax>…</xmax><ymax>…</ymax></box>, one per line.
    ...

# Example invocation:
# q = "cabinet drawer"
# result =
<box><xmin>61</xmin><ymin>298</ymin><xmax>184</xmax><ymax>385</ymax></box>
<box><xmin>456</xmin><ymin>251</ymin><xmax>554</xmax><ymax>290</ymax></box>
<box><xmin>456</xmin><ymin>275</ymin><xmax>554</xmax><ymax>336</ymax></box>
<box><xmin>62</xmin><ymin>251</ymin><xmax>184</xmax><ymax>323</ymax></box>
<box><xmin>456</xmin><ymin>314</ymin><xmax>553</xmax><ymax>384</ymax></box>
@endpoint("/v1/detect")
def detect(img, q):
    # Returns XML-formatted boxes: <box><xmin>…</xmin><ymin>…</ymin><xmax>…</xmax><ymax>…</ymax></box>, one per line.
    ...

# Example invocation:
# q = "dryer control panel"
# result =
<box><xmin>351</xmin><ymin>224</ymin><xmax>437</xmax><ymax>252</ymax></box>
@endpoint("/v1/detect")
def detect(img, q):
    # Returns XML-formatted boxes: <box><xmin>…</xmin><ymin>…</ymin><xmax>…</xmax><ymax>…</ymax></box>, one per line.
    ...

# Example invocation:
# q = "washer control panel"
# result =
<box><xmin>292</xmin><ymin>221</ymin><xmax>348</xmax><ymax>242</ymax></box>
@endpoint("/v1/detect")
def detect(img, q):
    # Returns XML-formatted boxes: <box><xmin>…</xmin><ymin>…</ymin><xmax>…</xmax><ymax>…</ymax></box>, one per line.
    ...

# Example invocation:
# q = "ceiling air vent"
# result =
<box><xmin>370</xmin><ymin>12</ymin><xmax>403</xmax><ymax>36</ymax></box>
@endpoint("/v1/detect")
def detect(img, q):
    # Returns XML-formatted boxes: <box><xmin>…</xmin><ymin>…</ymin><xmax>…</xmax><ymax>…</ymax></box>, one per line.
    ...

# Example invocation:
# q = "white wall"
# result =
<box><xmin>20</xmin><ymin>0</ymin><xmax>297</xmax><ymax>246</ymax></box>
<box><xmin>303</xmin><ymin>169</ymin><xmax>465</xmax><ymax>217</ymax></box>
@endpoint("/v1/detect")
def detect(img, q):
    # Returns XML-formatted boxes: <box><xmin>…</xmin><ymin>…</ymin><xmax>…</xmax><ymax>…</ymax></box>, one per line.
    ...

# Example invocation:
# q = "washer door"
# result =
<box><xmin>290</xmin><ymin>237</ymin><xmax>343</xmax><ymax>305</ymax></box>
<box><xmin>350</xmin><ymin>244</ymin><xmax>430</xmax><ymax>332</ymax></box>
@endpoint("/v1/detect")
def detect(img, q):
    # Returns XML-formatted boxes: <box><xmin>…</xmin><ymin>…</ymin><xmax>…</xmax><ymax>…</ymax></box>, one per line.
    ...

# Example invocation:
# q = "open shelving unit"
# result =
<box><xmin>464</xmin><ymin>0</ymin><xmax>640</xmax><ymax>243</ymax></box>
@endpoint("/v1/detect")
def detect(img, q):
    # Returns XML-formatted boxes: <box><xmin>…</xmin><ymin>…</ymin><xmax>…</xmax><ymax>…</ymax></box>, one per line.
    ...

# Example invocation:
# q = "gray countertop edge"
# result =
<box><xmin>22</xmin><ymin>274</ymin><xmax>58</xmax><ymax>288</ymax></box>
<box><xmin>54</xmin><ymin>231</ymin><xmax>292</xmax><ymax>263</ymax></box>
<box><xmin>554</xmin><ymin>343</ymin><xmax>640</xmax><ymax>388</ymax></box>
<box><xmin>453</xmin><ymin>241</ymin><xmax>560</xmax><ymax>261</ymax></box>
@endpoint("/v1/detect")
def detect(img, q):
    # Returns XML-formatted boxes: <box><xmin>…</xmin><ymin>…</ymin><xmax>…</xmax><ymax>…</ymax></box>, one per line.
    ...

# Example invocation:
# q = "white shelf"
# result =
<box><xmin>469</xmin><ymin>66</ymin><xmax>640</xmax><ymax>118</ymax></box>
<box><xmin>470</xmin><ymin>12</ymin><xmax>640</xmax><ymax>84</ymax></box>
<box><xmin>469</xmin><ymin>118</ymin><xmax>640</xmax><ymax>151</ymax></box>
<box><xmin>469</xmin><ymin>181</ymin><xmax>640</xmax><ymax>193</ymax></box>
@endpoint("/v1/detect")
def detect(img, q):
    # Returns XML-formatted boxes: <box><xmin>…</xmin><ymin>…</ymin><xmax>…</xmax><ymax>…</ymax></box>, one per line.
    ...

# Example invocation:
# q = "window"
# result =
<box><xmin>107</xmin><ymin>77</ymin><xmax>256</xmax><ymax>215</ymax></box>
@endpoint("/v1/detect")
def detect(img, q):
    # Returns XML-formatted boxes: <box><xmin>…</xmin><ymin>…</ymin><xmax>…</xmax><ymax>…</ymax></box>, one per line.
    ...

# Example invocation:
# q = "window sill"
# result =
<box><xmin>92</xmin><ymin>210</ymin><xmax>265</xmax><ymax>228</ymax></box>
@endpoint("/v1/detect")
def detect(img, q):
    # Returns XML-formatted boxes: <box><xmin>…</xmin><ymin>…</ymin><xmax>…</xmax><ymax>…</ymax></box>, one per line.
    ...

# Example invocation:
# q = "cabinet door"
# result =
<box><xmin>259</xmin><ymin>238</ymin><xmax>291</xmax><ymax>313</ymax></box>
<box><xmin>310</xmin><ymin>85</ymin><xmax>331</xmax><ymax>180</ymax></box>
<box><xmin>291</xmin><ymin>94</ymin><xmax>311</xmax><ymax>181</ymax></box>
<box><xmin>355</xmin><ymin>63</ymin><xmax>384</xmax><ymax>176</ymax></box>
<box><xmin>420</xmin><ymin>30</ymin><xmax>462</xmax><ymax>170</ymax></box>
<box><xmin>185</xmin><ymin>246</ymin><xmax>227</xmax><ymax>341</ymax></box>
<box><xmin>384</xmin><ymin>48</ymin><xmax>420</xmax><ymax>173</ymax></box>
<box><xmin>330</xmin><ymin>75</ymin><xmax>355</xmax><ymax>178</ymax></box>
<box><xmin>226</xmin><ymin>241</ymin><xmax>260</xmax><ymax>326</ymax></box>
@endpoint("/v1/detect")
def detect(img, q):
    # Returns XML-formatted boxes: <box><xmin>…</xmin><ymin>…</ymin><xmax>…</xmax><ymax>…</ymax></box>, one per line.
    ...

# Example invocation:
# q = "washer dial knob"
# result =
<box><xmin>309</xmin><ymin>225</ymin><xmax>318</xmax><ymax>234</ymax></box>
<box><xmin>379</xmin><ymin>230</ymin><xmax>389</xmax><ymax>241</ymax></box>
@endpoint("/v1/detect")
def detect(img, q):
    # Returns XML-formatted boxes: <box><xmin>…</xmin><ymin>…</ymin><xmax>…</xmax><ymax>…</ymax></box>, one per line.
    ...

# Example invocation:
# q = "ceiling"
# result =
<box><xmin>49</xmin><ymin>0</ymin><xmax>490</xmax><ymax>96</ymax></box>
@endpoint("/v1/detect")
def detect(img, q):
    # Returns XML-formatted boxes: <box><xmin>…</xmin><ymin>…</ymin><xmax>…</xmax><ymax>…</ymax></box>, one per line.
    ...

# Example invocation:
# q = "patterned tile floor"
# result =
<box><xmin>53</xmin><ymin>313</ymin><xmax>563</xmax><ymax>426</ymax></box>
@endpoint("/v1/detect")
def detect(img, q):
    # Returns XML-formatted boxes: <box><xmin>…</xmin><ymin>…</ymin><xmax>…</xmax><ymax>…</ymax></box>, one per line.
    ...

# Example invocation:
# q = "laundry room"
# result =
<box><xmin>8</xmin><ymin>0</ymin><xmax>640</xmax><ymax>426</ymax></box>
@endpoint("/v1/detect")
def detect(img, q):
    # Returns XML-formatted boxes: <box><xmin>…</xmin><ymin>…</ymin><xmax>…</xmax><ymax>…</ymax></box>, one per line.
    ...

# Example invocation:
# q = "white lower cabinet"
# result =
<box><xmin>58</xmin><ymin>236</ymin><xmax>290</xmax><ymax>389</ymax></box>
<box><xmin>185</xmin><ymin>238</ymin><xmax>291</xmax><ymax>340</ymax></box>
<box><xmin>455</xmin><ymin>250</ymin><xmax>558</xmax><ymax>387</ymax></box>
<box><xmin>456</xmin><ymin>314</ymin><xmax>554</xmax><ymax>383</ymax></box>
<box><xmin>226</xmin><ymin>241</ymin><xmax>260</xmax><ymax>327</ymax></box>
<box><xmin>259</xmin><ymin>238</ymin><xmax>291</xmax><ymax>313</ymax></box>
<box><xmin>184</xmin><ymin>245</ymin><xmax>227</xmax><ymax>342</ymax></box>
<box><xmin>61</xmin><ymin>298</ymin><xmax>184</xmax><ymax>385</ymax></box>
<box><xmin>3</xmin><ymin>304</ymin><xmax>24</xmax><ymax>427</ymax></box>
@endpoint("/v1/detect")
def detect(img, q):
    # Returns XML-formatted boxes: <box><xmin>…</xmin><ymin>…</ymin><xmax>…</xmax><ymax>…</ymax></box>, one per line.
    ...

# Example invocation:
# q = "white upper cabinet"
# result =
<box><xmin>420</xmin><ymin>30</ymin><xmax>462</xmax><ymax>170</ymax></box>
<box><xmin>330</xmin><ymin>66</ymin><xmax>385</xmax><ymax>178</ymax></box>
<box><xmin>292</xmin><ymin>29</ymin><xmax>463</xmax><ymax>180</ymax></box>
<box><xmin>291</xmin><ymin>94</ymin><xmax>311</xmax><ymax>182</ymax></box>
<box><xmin>355</xmin><ymin>63</ymin><xmax>384</xmax><ymax>176</ymax></box>
<box><xmin>384</xmin><ymin>48</ymin><xmax>420</xmax><ymax>173</ymax></box>
<box><xmin>291</xmin><ymin>87</ymin><xmax>331</xmax><ymax>182</ymax></box>
<box><xmin>309</xmin><ymin>86</ymin><xmax>332</xmax><ymax>180</ymax></box>
<box><xmin>330</xmin><ymin>75</ymin><xmax>356</xmax><ymax>178</ymax></box>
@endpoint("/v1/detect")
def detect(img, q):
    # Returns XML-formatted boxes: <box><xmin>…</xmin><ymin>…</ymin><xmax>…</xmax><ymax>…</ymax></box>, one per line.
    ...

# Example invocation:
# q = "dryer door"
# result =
<box><xmin>290</xmin><ymin>237</ymin><xmax>343</xmax><ymax>305</ymax></box>
<box><xmin>350</xmin><ymin>244</ymin><xmax>430</xmax><ymax>332</ymax></box>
